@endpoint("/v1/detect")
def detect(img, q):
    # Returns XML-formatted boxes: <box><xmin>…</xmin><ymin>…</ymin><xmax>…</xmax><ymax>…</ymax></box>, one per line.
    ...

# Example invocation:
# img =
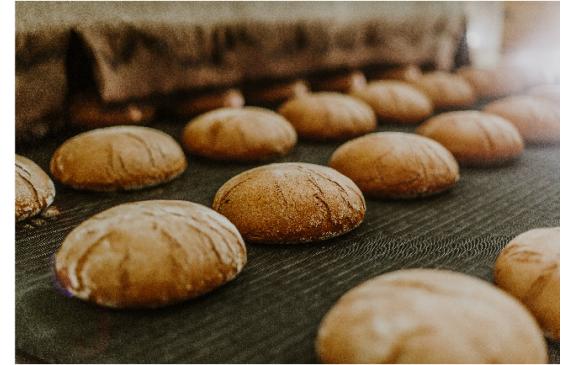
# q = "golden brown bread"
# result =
<box><xmin>16</xmin><ymin>155</ymin><xmax>56</xmax><ymax>222</ymax></box>
<box><xmin>50</xmin><ymin>126</ymin><xmax>187</xmax><ymax>191</ymax></box>
<box><xmin>172</xmin><ymin>88</ymin><xmax>245</xmax><ymax>116</ymax></box>
<box><xmin>55</xmin><ymin>200</ymin><xmax>247</xmax><ymax>308</ymax></box>
<box><xmin>278</xmin><ymin>92</ymin><xmax>376</xmax><ymax>141</ymax></box>
<box><xmin>457</xmin><ymin>66</ymin><xmax>525</xmax><ymax>99</ymax></box>
<box><xmin>316</xmin><ymin>269</ymin><xmax>548</xmax><ymax>364</ymax></box>
<box><xmin>312</xmin><ymin>71</ymin><xmax>367</xmax><ymax>93</ymax></box>
<box><xmin>350</xmin><ymin>81</ymin><xmax>433</xmax><ymax>124</ymax></box>
<box><xmin>329</xmin><ymin>132</ymin><xmax>459</xmax><ymax>199</ymax></box>
<box><xmin>69</xmin><ymin>93</ymin><xmax>156</xmax><ymax>129</ymax></box>
<box><xmin>483</xmin><ymin>95</ymin><xmax>560</xmax><ymax>144</ymax></box>
<box><xmin>374</xmin><ymin>64</ymin><xmax>422</xmax><ymax>82</ymax></box>
<box><xmin>416</xmin><ymin>111</ymin><xmax>524</xmax><ymax>166</ymax></box>
<box><xmin>182</xmin><ymin>107</ymin><xmax>297</xmax><ymax>161</ymax></box>
<box><xmin>410</xmin><ymin>71</ymin><xmax>476</xmax><ymax>109</ymax></box>
<box><xmin>494</xmin><ymin>227</ymin><xmax>560</xmax><ymax>340</ymax></box>
<box><xmin>244</xmin><ymin>79</ymin><xmax>309</xmax><ymax>104</ymax></box>
<box><xmin>213</xmin><ymin>162</ymin><xmax>365</xmax><ymax>244</ymax></box>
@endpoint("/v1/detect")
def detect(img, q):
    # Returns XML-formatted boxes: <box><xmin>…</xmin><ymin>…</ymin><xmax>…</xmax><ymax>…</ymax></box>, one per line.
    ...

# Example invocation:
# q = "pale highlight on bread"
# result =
<box><xmin>410</xmin><ymin>71</ymin><xmax>476</xmax><ymax>109</ymax></box>
<box><xmin>55</xmin><ymin>200</ymin><xmax>247</xmax><ymax>308</ymax></box>
<box><xmin>316</xmin><ymin>269</ymin><xmax>548</xmax><ymax>364</ymax></box>
<box><xmin>351</xmin><ymin>81</ymin><xmax>433</xmax><ymax>124</ymax></box>
<box><xmin>245</xmin><ymin>80</ymin><xmax>309</xmax><ymax>104</ymax></box>
<box><xmin>213</xmin><ymin>162</ymin><xmax>365</xmax><ymax>244</ymax></box>
<box><xmin>417</xmin><ymin>111</ymin><xmax>524</xmax><ymax>166</ymax></box>
<box><xmin>16</xmin><ymin>155</ymin><xmax>56</xmax><ymax>222</ymax></box>
<box><xmin>483</xmin><ymin>95</ymin><xmax>560</xmax><ymax>144</ymax></box>
<box><xmin>527</xmin><ymin>84</ymin><xmax>560</xmax><ymax>105</ymax></box>
<box><xmin>312</xmin><ymin>71</ymin><xmax>367</xmax><ymax>93</ymax></box>
<box><xmin>329</xmin><ymin>132</ymin><xmax>459</xmax><ymax>199</ymax></box>
<box><xmin>376</xmin><ymin>64</ymin><xmax>422</xmax><ymax>82</ymax></box>
<box><xmin>182</xmin><ymin>107</ymin><xmax>297</xmax><ymax>161</ymax></box>
<box><xmin>173</xmin><ymin>88</ymin><xmax>245</xmax><ymax>116</ymax></box>
<box><xmin>69</xmin><ymin>94</ymin><xmax>156</xmax><ymax>129</ymax></box>
<box><xmin>278</xmin><ymin>92</ymin><xmax>376</xmax><ymax>141</ymax></box>
<box><xmin>494</xmin><ymin>227</ymin><xmax>560</xmax><ymax>340</ymax></box>
<box><xmin>50</xmin><ymin>126</ymin><xmax>187</xmax><ymax>191</ymax></box>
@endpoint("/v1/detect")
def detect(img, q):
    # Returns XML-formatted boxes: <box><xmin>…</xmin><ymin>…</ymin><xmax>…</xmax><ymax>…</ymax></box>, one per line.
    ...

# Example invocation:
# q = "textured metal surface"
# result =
<box><xmin>16</xmin><ymin>118</ymin><xmax>560</xmax><ymax>363</ymax></box>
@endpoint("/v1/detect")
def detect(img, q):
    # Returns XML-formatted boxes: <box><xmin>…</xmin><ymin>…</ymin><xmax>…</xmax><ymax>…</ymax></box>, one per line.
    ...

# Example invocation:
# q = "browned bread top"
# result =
<box><xmin>278</xmin><ymin>92</ymin><xmax>376</xmax><ymax>141</ymax></box>
<box><xmin>182</xmin><ymin>107</ymin><xmax>297</xmax><ymax>161</ymax></box>
<box><xmin>316</xmin><ymin>269</ymin><xmax>548</xmax><ymax>364</ymax></box>
<box><xmin>416</xmin><ymin>111</ymin><xmax>524</xmax><ymax>166</ymax></box>
<box><xmin>16</xmin><ymin>154</ymin><xmax>56</xmax><ymax>222</ymax></box>
<box><xmin>410</xmin><ymin>71</ymin><xmax>476</xmax><ymax>109</ymax></box>
<box><xmin>55</xmin><ymin>200</ymin><xmax>247</xmax><ymax>308</ymax></box>
<box><xmin>50</xmin><ymin>126</ymin><xmax>187</xmax><ymax>191</ymax></box>
<box><xmin>213</xmin><ymin>162</ymin><xmax>365</xmax><ymax>244</ymax></box>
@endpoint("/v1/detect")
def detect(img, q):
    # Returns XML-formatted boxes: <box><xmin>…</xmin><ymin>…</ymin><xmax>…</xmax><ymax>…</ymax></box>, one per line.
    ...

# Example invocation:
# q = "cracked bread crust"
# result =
<box><xmin>494</xmin><ymin>227</ymin><xmax>560</xmax><ymax>340</ymax></box>
<box><xmin>316</xmin><ymin>269</ymin><xmax>547</xmax><ymax>364</ymax></box>
<box><xmin>416</xmin><ymin>111</ymin><xmax>524</xmax><ymax>166</ymax></box>
<box><xmin>329</xmin><ymin>132</ymin><xmax>459</xmax><ymax>199</ymax></box>
<box><xmin>484</xmin><ymin>95</ymin><xmax>560</xmax><ymax>144</ymax></box>
<box><xmin>16</xmin><ymin>154</ymin><xmax>56</xmax><ymax>222</ymax></box>
<box><xmin>350</xmin><ymin>81</ymin><xmax>433</xmax><ymax>124</ymax></box>
<box><xmin>278</xmin><ymin>92</ymin><xmax>376</xmax><ymax>141</ymax></box>
<box><xmin>50</xmin><ymin>126</ymin><xmax>187</xmax><ymax>191</ymax></box>
<box><xmin>182</xmin><ymin>107</ymin><xmax>297</xmax><ymax>161</ymax></box>
<box><xmin>212</xmin><ymin>162</ymin><xmax>365</xmax><ymax>244</ymax></box>
<box><xmin>55</xmin><ymin>200</ymin><xmax>247</xmax><ymax>308</ymax></box>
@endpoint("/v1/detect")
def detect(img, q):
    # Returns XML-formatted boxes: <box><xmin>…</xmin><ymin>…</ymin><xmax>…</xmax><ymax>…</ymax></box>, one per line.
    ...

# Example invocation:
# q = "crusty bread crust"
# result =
<box><xmin>182</xmin><ymin>107</ymin><xmax>297</xmax><ymax>161</ymax></box>
<box><xmin>278</xmin><ymin>92</ymin><xmax>376</xmax><ymax>141</ymax></box>
<box><xmin>417</xmin><ymin>111</ymin><xmax>524</xmax><ymax>166</ymax></box>
<box><xmin>483</xmin><ymin>95</ymin><xmax>560</xmax><ymax>144</ymax></box>
<box><xmin>329</xmin><ymin>132</ymin><xmax>459</xmax><ymax>199</ymax></box>
<box><xmin>316</xmin><ymin>269</ymin><xmax>548</xmax><ymax>364</ymax></box>
<box><xmin>16</xmin><ymin>155</ymin><xmax>56</xmax><ymax>221</ymax></box>
<box><xmin>55</xmin><ymin>200</ymin><xmax>247</xmax><ymax>308</ymax></box>
<box><xmin>213</xmin><ymin>162</ymin><xmax>365</xmax><ymax>244</ymax></box>
<box><xmin>50</xmin><ymin>126</ymin><xmax>187</xmax><ymax>191</ymax></box>
<box><xmin>494</xmin><ymin>227</ymin><xmax>560</xmax><ymax>340</ymax></box>
<box><xmin>351</xmin><ymin>81</ymin><xmax>433</xmax><ymax>124</ymax></box>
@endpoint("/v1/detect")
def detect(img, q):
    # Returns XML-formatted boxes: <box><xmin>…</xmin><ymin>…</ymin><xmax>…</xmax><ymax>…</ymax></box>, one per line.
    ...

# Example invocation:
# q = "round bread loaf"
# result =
<box><xmin>245</xmin><ymin>79</ymin><xmax>309</xmax><ymax>104</ymax></box>
<box><xmin>528</xmin><ymin>84</ymin><xmax>560</xmax><ymax>105</ymax></box>
<box><xmin>376</xmin><ymin>64</ymin><xmax>422</xmax><ymax>82</ymax></box>
<box><xmin>312</xmin><ymin>71</ymin><xmax>367</xmax><ymax>93</ymax></box>
<box><xmin>182</xmin><ymin>107</ymin><xmax>297</xmax><ymax>161</ymax></box>
<box><xmin>416</xmin><ymin>111</ymin><xmax>524</xmax><ymax>166</ymax></box>
<box><xmin>316</xmin><ymin>269</ymin><xmax>547</xmax><ymax>364</ymax></box>
<box><xmin>483</xmin><ymin>95</ymin><xmax>560</xmax><ymax>144</ymax></box>
<box><xmin>350</xmin><ymin>81</ymin><xmax>433</xmax><ymax>124</ymax></box>
<box><xmin>55</xmin><ymin>200</ymin><xmax>247</xmax><ymax>308</ymax></box>
<box><xmin>69</xmin><ymin>94</ymin><xmax>156</xmax><ymax>129</ymax></box>
<box><xmin>410</xmin><ymin>71</ymin><xmax>476</xmax><ymax>109</ymax></box>
<box><xmin>494</xmin><ymin>227</ymin><xmax>560</xmax><ymax>340</ymax></box>
<box><xmin>50</xmin><ymin>126</ymin><xmax>187</xmax><ymax>191</ymax></box>
<box><xmin>278</xmin><ymin>92</ymin><xmax>376</xmax><ymax>141</ymax></box>
<box><xmin>213</xmin><ymin>162</ymin><xmax>365</xmax><ymax>244</ymax></box>
<box><xmin>172</xmin><ymin>88</ymin><xmax>245</xmax><ymax>116</ymax></box>
<box><xmin>16</xmin><ymin>155</ymin><xmax>56</xmax><ymax>222</ymax></box>
<box><xmin>457</xmin><ymin>66</ymin><xmax>525</xmax><ymax>99</ymax></box>
<box><xmin>329</xmin><ymin>132</ymin><xmax>459</xmax><ymax>199</ymax></box>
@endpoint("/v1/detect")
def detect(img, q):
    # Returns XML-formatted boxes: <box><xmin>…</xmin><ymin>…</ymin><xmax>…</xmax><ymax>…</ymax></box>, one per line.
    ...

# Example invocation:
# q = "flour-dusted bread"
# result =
<box><xmin>351</xmin><ymin>81</ymin><xmax>433</xmax><ymax>124</ymax></box>
<box><xmin>55</xmin><ymin>200</ymin><xmax>247</xmax><ymax>308</ymax></box>
<box><xmin>484</xmin><ymin>95</ymin><xmax>560</xmax><ymax>144</ymax></box>
<box><xmin>69</xmin><ymin>93</ymin><xmax>156</xmax><ymax>129</ymax></box>
<box><xmin>278</xmin><ymin>92</ymin><xmax>376</xmax><ymax>141</ymax></box>
<box><xmin>410</xmin><ymin>71</ymin><xmax>476</xmax><ymax>109</ymax></box>
<box><xmin>417</xmin><ymin>111</ymin><xmax>524</xmax><ymax>166</ymax></box>
<box><xmin>50</xmin><ymin>126</ymin><xmax>187</xmax><ymax>191</ymax></box>
<box><xmin>494</xmin><ymin>227</ymin><xmax>560</xmax><ymax>340</ymax></box>
<box><xmin>329</xmin><ymin>132</ymin><xmax>459</xmax><ymax>199</ymax></box>
<box><xmin>316</xmin><ymin>269</ymin><xmax>547</xmax><ymax>364</ymax></box>
<box><xmin>182</xmin><ymin>107</ymin><xmax>297</xmax><ymax>161</ymax></box>
<box><xmin>16</xmin><ymin>155</ymin><xmax>56</xmax><ymax>222</ymax></box>
<box><xmin>213</xmin><ymin>162</ymin><xmax>365</xmax><ymax>244</ymax></box>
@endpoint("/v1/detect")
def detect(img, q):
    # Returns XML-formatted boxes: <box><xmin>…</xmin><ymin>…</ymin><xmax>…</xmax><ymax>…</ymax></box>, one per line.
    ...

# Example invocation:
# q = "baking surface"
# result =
<box><xmin>16</xmin><ymin>117</ymin><xmax>560</xmax><ymax>363</ymax></box>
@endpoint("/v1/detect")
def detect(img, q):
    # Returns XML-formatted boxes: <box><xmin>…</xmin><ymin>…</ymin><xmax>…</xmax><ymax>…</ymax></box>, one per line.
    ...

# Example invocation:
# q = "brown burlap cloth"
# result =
<box><xmin>15</xmin><ymin>2</ymin><xmax>465</xmax><ymax>142</ymax></box>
